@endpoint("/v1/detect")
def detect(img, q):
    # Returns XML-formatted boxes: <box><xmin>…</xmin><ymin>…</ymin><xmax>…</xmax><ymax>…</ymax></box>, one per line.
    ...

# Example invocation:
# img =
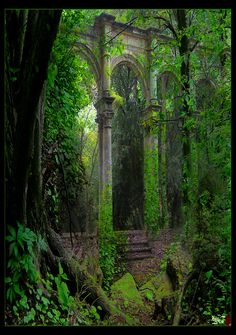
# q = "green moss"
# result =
<box><xmin>140</xmin><ymin>272</ymin><xmax>173</xmax><ymax>302</ymax></box>
<box><xmin>110</xmin><ymin>272</ymin><xmax>144</xmax><ymax>307</ymax></box>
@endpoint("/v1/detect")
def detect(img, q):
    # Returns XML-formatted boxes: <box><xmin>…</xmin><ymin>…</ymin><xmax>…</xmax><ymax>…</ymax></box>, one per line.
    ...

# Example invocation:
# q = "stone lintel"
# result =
<box><xmin>146</xmin><ymin>27</ymin><xmax>162</xmax><ymax>35</ymax></box>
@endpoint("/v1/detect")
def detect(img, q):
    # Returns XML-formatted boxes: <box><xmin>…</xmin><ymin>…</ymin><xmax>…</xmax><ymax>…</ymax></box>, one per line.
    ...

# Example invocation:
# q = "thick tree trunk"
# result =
<box><xmin>6</xmin><ymin>10</ymin><xmax>62</xmax><ymax>228</ymax></box>
<box><xmin>27</xmin><ymin>82</ymin><xmax>46</xmax><ymax>233</ymax></box>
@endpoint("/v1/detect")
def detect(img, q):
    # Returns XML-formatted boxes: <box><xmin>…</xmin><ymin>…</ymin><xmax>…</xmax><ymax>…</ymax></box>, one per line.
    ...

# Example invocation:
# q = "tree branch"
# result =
<box><xmin>104</xmin><ymin>17</ymin><xmax>138</xmax><ymax>46</ymax></box>
<box><xmin>143</xmin><ymin>15</ymin><xmax>178</xmax><ymax>40</ymax></box>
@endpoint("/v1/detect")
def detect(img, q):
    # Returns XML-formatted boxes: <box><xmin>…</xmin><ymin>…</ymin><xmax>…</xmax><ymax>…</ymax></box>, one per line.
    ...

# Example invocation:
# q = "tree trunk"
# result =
<box><xmin>158</xmin><ymin>123</ymin><xmax>164</xmax><ymax>227</ymax></box>
<box><xmin>5</xmin><ymin>10</ymin><xmax>62</xmax><ymax>228</ymax></box>
<box><xmin>27</xmin><ymin>82</ymin><xmax>46</xmax><ymax>233</ymax></box>
<box><xmin>176</xmin><ymin>9</ymin><xmax>192</xmax><ymax>206</ymax></box>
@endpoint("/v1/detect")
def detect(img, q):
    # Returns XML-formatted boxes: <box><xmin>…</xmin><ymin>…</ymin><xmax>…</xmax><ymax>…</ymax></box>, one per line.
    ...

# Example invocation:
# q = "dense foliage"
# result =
<box><xmin>44</xmin><ymin>10</ymin><xmax>102</xmax><ymax>234</ymax></box>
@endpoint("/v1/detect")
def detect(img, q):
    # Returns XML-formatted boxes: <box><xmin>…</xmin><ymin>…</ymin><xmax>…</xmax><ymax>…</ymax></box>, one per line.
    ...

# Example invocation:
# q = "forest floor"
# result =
<box><xmin>109</xmin><ymin>227</ymin><xmax>184</xmax><ymax>326</ymax></box>
<box><xmin>63</xmin><ymin>226</ymin><xmax>185</xmax><ymax>325</ymax></box>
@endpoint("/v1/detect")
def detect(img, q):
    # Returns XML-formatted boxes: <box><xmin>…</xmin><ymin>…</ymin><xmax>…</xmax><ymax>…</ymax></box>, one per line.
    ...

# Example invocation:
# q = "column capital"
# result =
<box><xmin>142</xmin><ymin>102</ymin><xmax>161</xmax><ymax>119</ymax></box>
<box><xmin>95</xmin><ymin>114</ymin><xmax>104</xmax><ymax>125</ymax></box>
<box><xmin>141</xmin><ymin>103</ymin><xmax>162</xmax><ymax>133</ymax></box>
<box><xmin>103</xmin><ymin>112</ymin><xmax>113</xmax><ymax>128</ymax></box>
<box><xmin>95</xmin><ymin>95</ymin><xmax>115</xmax><ymax>110</ymax></box>
<box><xmin>95</xmin><ymin>94</ymin><xmax>115</xmax><ymax>127</ymax></box>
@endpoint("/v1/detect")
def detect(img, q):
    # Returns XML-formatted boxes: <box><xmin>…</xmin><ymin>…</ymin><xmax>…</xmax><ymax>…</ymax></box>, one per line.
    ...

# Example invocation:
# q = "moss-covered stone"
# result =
<box><xmin>139</xmin><ymin>272</ymin><xmax>177</xmax><ymax>323</ymax></box>
<box><xmin>165</xmin><ymin>242</ymin><xmax>193</xmax><ymax>290</ymax></box>
<box><xmin>108</xmin><ymin>272</ymin><xmax>148</xmax><ymax>324</ymax></box>
<box><xmin>110</xmin><ymin>272</ymin><xmax>144</xmax><ymax>307</ymax></box>
<box><xmin>140</xmin><ymin>272</ymin><xmax>173</xmax><ymax>303</ymax></box>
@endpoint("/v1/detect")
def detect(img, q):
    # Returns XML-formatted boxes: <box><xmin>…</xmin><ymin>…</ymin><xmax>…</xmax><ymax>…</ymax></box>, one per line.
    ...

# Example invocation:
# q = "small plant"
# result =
<box><xmin>145</xmin><ymin>291</ymin><xmax>154</xmax><ymax>302</ymax></box>
<box><xmin>5</xmin><ymin>222</ymin><xmax>40</xmax><ymax>304</ymax></box>
<box><xmin>54</xmin><ymin>261</ymin><xmax>76</xmax><ymax>312</ymax></box>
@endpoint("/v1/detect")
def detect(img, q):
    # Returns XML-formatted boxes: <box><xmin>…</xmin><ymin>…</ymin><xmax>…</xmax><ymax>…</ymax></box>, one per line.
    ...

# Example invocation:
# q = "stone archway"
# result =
<box><xmin>75</xmin><ymin>42</ymin><xmax>101</xmax><ymax>93</ymax></box>
<box><xmin>74</xmin><ymin>13</ymin><xmax>162</xmax><ymax>225</ymax></box>
<box><xmin>111</xmin><ymin>53</ymin><xmax>149</xmax><ymax>101</ymax></box>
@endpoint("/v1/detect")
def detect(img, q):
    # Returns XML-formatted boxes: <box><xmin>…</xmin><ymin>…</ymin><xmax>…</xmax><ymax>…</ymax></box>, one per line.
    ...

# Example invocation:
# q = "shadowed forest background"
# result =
<box><xmin>4</xmin><ymin>8</ymin><xmax>231</xmax><ymax>326</ymax></box>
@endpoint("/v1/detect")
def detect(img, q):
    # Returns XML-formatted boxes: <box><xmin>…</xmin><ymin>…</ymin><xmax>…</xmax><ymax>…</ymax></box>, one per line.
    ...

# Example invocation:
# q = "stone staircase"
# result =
<box><xmin>116</xmin><ymin>230</ymin><xmax>153</xmax><ymax>261</ymax></box>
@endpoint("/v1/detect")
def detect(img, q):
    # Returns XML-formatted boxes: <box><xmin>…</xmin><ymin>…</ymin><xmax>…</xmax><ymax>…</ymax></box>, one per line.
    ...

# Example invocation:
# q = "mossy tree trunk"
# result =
<box><xmin>5</xmin><ymin>10</ymin><xmax>62</xmax><ymax>230</ymax></box>
<box><xmin>176</xmin><ymin>9</ymin><xmax>192</xmax><ymax>207</ymax></box>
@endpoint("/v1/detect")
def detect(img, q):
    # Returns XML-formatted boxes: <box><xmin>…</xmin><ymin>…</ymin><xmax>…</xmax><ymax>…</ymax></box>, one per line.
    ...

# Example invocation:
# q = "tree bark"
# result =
<box><xmin>27</xmin><ymin>82</ymin><xmax>46</xmax><ymax>233</ymax></box>
<box><xmin>6</xmin><ymin>10</ymin><xmax>62</xmax><ymax>228</ymax></box>
<box><xmin>158</xmin><ymin>123</ymin><xmax>164</xmax><ymax>227</ymax></box>
<box><xmin>176</xmin><ymin>9</ymin><xmax>192</xmax><ymax>205</ymax></box>
<box><xmin>46</xmin><ymin>227</ymin><xmax>126</xmax><ymax>320</ymax></box>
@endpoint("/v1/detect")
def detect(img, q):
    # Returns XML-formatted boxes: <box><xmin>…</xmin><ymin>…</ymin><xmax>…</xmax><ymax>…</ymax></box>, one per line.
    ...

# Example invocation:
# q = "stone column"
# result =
<box><xmin>95</xmin><ymin>95</ymin><xmax>114</xmax><ymax>192</ymax></box>
<box><xmin>103</xmin><ymin>109</ymin><xmax>114</xmax><ymax>184</ymax></box>
<box><xmin>95</xmin><ymin>113</ymin><xmax>104</xmax><ymax>193</ymax></box>
<box><xmin>94</xmin><ymin>13</ymin><xmax>114</xmax><ymax>97</ymax></box>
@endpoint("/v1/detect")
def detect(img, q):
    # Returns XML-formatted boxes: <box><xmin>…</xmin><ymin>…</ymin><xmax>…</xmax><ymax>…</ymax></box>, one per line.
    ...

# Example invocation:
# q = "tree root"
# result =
<box><xmin>46</xmin><ymin>227</ymin><xmax>125</xmax><ymax>320</ymax></box>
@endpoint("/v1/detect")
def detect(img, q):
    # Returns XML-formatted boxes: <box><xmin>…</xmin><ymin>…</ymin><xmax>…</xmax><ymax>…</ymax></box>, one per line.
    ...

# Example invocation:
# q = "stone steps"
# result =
<box><xmin>127</xmin><ymin>252</ymin><xmax>153</xmax><ymax>261</ymax></box>
<box><xmin>116</xmin><ymin>229</ymin><xmax>153</xmax><ymax>262</ymax></box>
<box><xmin>128</xmin><ymin>245</ymin><xmax>152</xmax><ymax>253</ymax></box>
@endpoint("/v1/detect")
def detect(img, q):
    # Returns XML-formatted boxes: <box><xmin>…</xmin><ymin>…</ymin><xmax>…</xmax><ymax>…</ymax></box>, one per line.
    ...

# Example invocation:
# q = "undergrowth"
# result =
<box><xmin>5</xmin><ymin>222</ymin><xmax>102</xmax><ymax>326</ymax></box>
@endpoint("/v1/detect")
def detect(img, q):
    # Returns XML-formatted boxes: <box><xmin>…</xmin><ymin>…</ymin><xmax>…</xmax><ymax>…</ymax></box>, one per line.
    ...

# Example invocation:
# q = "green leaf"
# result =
<box><xmin>146</xmin><ymin>291</ymin><xmax>154</xmax><ymax>302</ymax></box>
<box><xmin>7</xmin><ymin>225</ymin><xmax>16</xmax><ymax>240</ymax></box>
<box><xmin>37</xmin><ymin>288</ymin><xmax>43</xmax><ymax>296</ymax></box>
<box><xmin>59</xmin><ymin>262</ymin><xmax>63</xmax><ymax>276</ymax></box>
<box><xmin>36</xmin><ymin>303</ymin><xmax>42</xmax><ymax>311</ymax></box>
<box><xmin>5</xmin><ymin>277</ymin><xmax>11</xmax><ymax>284</ymax></box>
<box><xmin>57</xmin><ymin>281</ymin><xmax>70</xmax><ymax>306</ymax></box>
<box><xmin>123</xmin><ymin>300</ymin><xmax>129</xmax><ymax>308</ymax></box>
<box><xmin>42</xmin><ymin>296</ymin><xmax>50</xmax><ymax>306</ymax></box>
<box><xmin>205</xmin><ymin>270</ymin><xmax>213</xmax><ymax>280</ymax></box>
<box><xmin>13</xmin><ymin>244</ymin><xmax>19</xmax><ymax>258</ymax></box>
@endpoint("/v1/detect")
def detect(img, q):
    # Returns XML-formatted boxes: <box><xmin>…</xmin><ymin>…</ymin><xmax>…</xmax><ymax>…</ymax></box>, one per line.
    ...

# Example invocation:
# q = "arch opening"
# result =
<box><xmin>111</xmin><ymin>54</ymin><xmax>149</xmax><ymax>103</ymax></box>
<box><xmin>111</xmin><ymin>63</ymin><xmax>146</xmax><ymax>230</ymax></box>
